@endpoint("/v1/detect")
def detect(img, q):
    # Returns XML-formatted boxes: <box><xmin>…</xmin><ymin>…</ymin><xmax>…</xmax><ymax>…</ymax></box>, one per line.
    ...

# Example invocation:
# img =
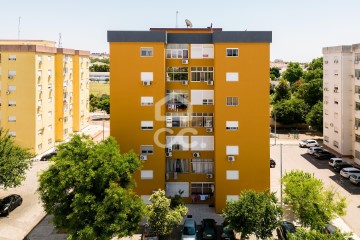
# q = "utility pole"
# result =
<box><xmin>280</xmin><ymin>143</ymin><xmax>283</xmax><ymax>206</ymax></box>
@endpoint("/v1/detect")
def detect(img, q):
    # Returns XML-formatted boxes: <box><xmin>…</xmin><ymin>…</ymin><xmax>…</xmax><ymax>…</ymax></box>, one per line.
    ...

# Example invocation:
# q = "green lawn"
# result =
<box><xmin>90</xmin><ymin>82</ymin><xmax>110</xmax><ymax>96</ymax></box>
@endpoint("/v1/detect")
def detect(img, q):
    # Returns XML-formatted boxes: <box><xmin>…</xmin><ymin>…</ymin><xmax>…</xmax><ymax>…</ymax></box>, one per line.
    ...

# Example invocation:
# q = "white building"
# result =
<box><xmin>323</xmin><ymin>44</ymin><xmax>360</xmax><ymax>165</ymax></box>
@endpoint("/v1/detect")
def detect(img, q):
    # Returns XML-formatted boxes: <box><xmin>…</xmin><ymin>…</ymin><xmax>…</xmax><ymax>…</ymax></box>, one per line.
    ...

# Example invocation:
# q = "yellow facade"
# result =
<box><xmin>108</xmin><ymin>28</ymin><xmax>271</xmax><ymax>212</ymax></box>
<box><xmin>0</xmin><ymin>41</ymin><xmax>89</xmax><ymax>155</ymax></box>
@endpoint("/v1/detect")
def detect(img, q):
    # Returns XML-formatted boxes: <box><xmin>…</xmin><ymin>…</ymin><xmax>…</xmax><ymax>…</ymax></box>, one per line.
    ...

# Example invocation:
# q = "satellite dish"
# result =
<box><xmin>185</xmin><ymin>19</ymin><xmax>193</xmax><ymax>28</ymax></box>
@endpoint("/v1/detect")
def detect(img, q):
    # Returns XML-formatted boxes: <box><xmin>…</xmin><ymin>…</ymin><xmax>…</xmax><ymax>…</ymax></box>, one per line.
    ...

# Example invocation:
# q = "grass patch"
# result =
<box><xmin>90</xmin><ymin>82</ymin><xmax>110</xmax><ymax>96</ymax></box>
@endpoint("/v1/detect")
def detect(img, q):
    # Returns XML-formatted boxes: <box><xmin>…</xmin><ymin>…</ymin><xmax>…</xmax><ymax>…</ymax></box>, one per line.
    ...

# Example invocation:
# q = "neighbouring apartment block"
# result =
<box><xmin>0</xmin><ymin>40</ymin><xmax>90</xmax><ymax>155</ymax></box>
<box><xmin>323</xmin><ymin>44</ymin><xmax>360</xmax><ymax>166</ymax></box>
<box><xmin>108</xmin><ymin>27</ymin><xmax>272</xmax><ymax>212</ymax></box>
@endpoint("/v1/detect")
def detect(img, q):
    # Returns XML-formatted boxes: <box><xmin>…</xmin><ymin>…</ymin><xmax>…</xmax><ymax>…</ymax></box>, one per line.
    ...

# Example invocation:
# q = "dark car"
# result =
<box><xmin>40</xmin><ymin>151</ymin><xmax>57</xmax><ymax>161</ymax></box>
<box><xmin>221</xmin><ymin>221</ymin><xmax>235</xmax><ymax>240</ymax></box>
<box><xmin>333</xmin><ymin>162</ymin><xmax>353</xmax><ymax>173</ymax></box>
<box><xmin>276</xmin><ymin>221</ymin><xmax>296</xmax><ymax>240</ymax></box>
<box><xmin>201</xmin><ymin>218</ymin><xmax>217</xmax><ymax>240</ymax></box>
<box><xmin>0</xmin><ymin>194</ymin><xmax>23</xmax><ymax>216</ymax></box>
<box><xmin>141</xmin><ymin>223</ymin><xmax>158</xmax><ymax>240</ymax></box>
<box><xmin>270</xmin><ymin>158</ymin><xmax>276</xmax><ymax>168</ymax></box>
<box><xmin>181</xmin><ymin>219</ymin><xmax>198</xmax><ymax>240</ymax></box>
<box><xmin>314</xmin><ymin>151</ymin><xmax>336</xmax><ymax>160</ymax></box>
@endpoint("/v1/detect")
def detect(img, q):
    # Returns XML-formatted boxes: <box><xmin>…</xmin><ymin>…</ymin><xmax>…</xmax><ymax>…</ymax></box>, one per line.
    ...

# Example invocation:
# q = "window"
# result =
<box><xmin>333</xmin><ymin>141</ymin><xmax>339</xmax><ymax>148</ymax></box>
<box><xmin>166</xmin><ymin>113</ymin><xmax>189</xmax><ymax>127</ymax></box>
<box><xmin>141</xmin><ymin>96</ymin><xmax>154</xmax><ymax>106</ymax></box>
<box><xmin>334</xmin><ymin>100</ymin><xmax>338</xmax><ymax>104</ymax></box>
<box><xmin>8</xmin><ymin>55</ymin><xmax>16</xmax><ymax>61</ymax></box>
<box><xmin>48</xmin><ymin>111</ymin><xmax>52</xmax><ymax>117</ymax></box>
<box><xmin>166</xmin><ymin>136</ymin><xmax>190</xmax><ymax>151</ymax></box>
<box><xmin>166</xmin><ymin>44</ymin><xmax>189</xmax><ymax>59</ymax></box>
<box><xmin>141</xmin><ymin>121</ymin><xmax>153</xmax><ymax>130</ymax></box>
<box><xmin>226</xmin><ymin>121</ymin><xmax>238</xmax><ymax>130</ymax></box>
<box><xmin>38</xmin><ymin>144</ymin><xmax>42</xmax><ymax>150</ymax></box>
<box><xmin>37</xmin><ymin>114</ymin><xmax>42</xmax><ymax>121</ymax></box>
<box><xmin>226</xmin><ymin>97</ymin><xmax>238</xmax><ymax>106</ymax></box>
<box><xmin>226</xmin><ymin>72</ymin><xmax>239</xmax><ymax>82</ymax></box>
<box><xmin>334</xmin><ymin>87</ymin><xmax>338</xmax><ymax>93</ymax></box>
<box><xmin>167</xmin><ymin>90</ymin><xmax>189</xmax><ymax>110</ymax></box>
<box><xmin>48</xmin><ymin>56</ymin><xmax>52</xmax><ymax>61</ymax></box>
<box><xmin>356</xmin><ymin>118</ymin><xmax>360</xmax><ymax>128</ymax></box>
<box><xmin>191</xmin><ymin>159</ymin><xmax>213</xmax><ymax>174</ymax></box>
<box><xmin>334</xmin><ymin>127</ymin><xmax>339</xmax><ymax>133</ymax></box>
<box><xmin>356</xmin><ymin>86</ymin><xmax>360</xmax><ymax>94</ymax></box>
<box><xmin>140</xmin><ymin>145</ymin><xmax>154</xmax><ymax>155</ymax></box>
<box><xmin>226</xmin><ymin>146</ymin><xmax>239</xmax><ymax>155</ymax></box>
<box><xmin>324</xmin><ymin>109</ymin><xmax>328</xmax><ymax>115</ymax></box>
<box><xmin>48</xmin><ymin>125</ymin><xmax>52</xmax><ymax>131</ymax></box>
<box><xmin>141</xmin><ymin>72</ymin><xmax>153</xmax><ymax>81</ymax></box>
<box><xmin>8</xmin><ymin>101</ymin><xmax>16</xmax><ymax>106</ymax></box>
<box><xmin>8</xmin><ymin>85</ymin><xmax>16</xmax><ymax>91</ymax></box>
<box><xmin>8</xmin><ymin>116</ymin><xmax>16</xmax><ymax>122</ymax></box>
<box><xmin>355</xmin><ymin>150</ymin><xmax>360</xmax><ymax>160</ymax></box>
<box><xmin>8</xmin><ymin>131</ymin><xmax>16</xmax><ymax>137</ymax></box>
<box><xmin>190</xmin><ymin>183</ymin><xmax>214</xmax><ymax>195</ymax></box>
<box><xmin>325</xmin><ymin>123</ymin><xmax>329</xmax><ymax>129</ymax></box>
<box><xmin>324</xmin><ymin>136</ymin><xmax>329</xmax><ymax>142</ymax></box>
<box><xmin>191</xmin><ymin>136</ymin><xmax>214</xmax><ymax>151</ymax></box>
<box><xmin>190</xmin><ymin>44</ymin><xmax>214</xmax><ymax>59</ymax></box>
<box><xmin>191</xmin><ymin>113</ymin><xmax>213</xmax><ymax>128</ymax></box>
<box><xmin>166</xmin><ymin>67</ymin><xmax>188</xmax><ymax>81</ymax></box>
<box><xmin>226</xmin><ymin>170</ymin><xmax>239</xmax><ymax>180</ymax></box>
<box><xmin>227</xmin><ymin>195</ymin><xmax>239</xmax><ymax>201</ymax></box>
<box><xmin>334</xmin><ymin>56</ymin><xmax>339</xmax><ymax>63</ymax></box>
<box><xmin>141</xmin><ymin>170</ymin><xmax>153</xmax><ymax>179</ymax></box>
<box><xmin>166</xmin><ymin>159</ymin><xmax>189</xmax><ymax>173</ymax></box>
<box><xmin>48</xmin><ymin>138</ymin><xmax>52</xmax><ymax>144</ymax></box>
<box><xmin>356</xmin><ymin>134</ymin><xmax>360</xmax><ymax>143</ymax></box>
<box><xmin>8</xmin><ymin>70</ymin><xmax>16</xmax><ymax>79</ymax></box>
<box><xmin>190</xmin><ymin>67</ymin><xmax>213</xmax><ymax>82</ymax></box>
<box><xmin>190</xmin><ymin>90</ymin><xmax>214</xmax><ymax>105</ymax></box>
<box><xmin>226</xmin><ymin>48</ymin><xmax>238</xmax><ymax>57</ymax></box>
<box><xmin>356</xmin><ymin>70</ymin><xmax>360</xmax><ymax>79</ymax></box>
<box><xmin>140</xmin><ymin>47</ymin><xmax>153</xmax><ymax>57</ymax></box>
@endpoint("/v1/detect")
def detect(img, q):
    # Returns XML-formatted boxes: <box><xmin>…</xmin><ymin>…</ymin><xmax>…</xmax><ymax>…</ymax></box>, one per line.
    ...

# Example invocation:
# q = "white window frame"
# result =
<box><xmin>226</xmin><ymin>195</ymin><xmax>239</xmax><ymax>201</ymax></box>
<box><xmin>166</xmin><ymin>136</ymin><xmax>190</xmax><ymax>151</ymax></box>
<box><xmin>141</xmin><ymin>96</ymin><xmax>154</xmax><ymax>106</ymax></box>
<box><xmin>226</xmin><ymin>97</ymin><xmax>238</xmax><ymax>106</ymax></box>
<box><xmin>8</xmin><ymin>55</ymin><xmax>17</xmax><ymax>61</ymax></box>
<box><xmin>226</xmin><ymin>170</ymin><xmax>239</xmax><ymax>180</ymax></box>
<box><xmin>140</xmin><ymin>145</ymin><xmax>154</xmax><ymax>155</ymax></box>
<box><xmin>226</xmin><ymin>121</ymin><xmax>238</xmax><ymax>130</ymax></box>
<box><xmin>141</xmin><ymin>170</ymin><xmax>153</xmax><ymax>179</ymax></box>
<box><xmin>140</xmin><ymin>47</ymin><xmax>153</xmax><ymax>57</ymax></box>
<box><xmin>191</xmin><ymin>136</ymin><xmax>214</xmax><ymax>151</ymax></box>
<box><xmin>8</xmin><ymin>116</ymin><xmax>16</xmax><ymax>122</ymax></box>
<box><xmin>226</xmin><ymin>146</ymin><xmax>239</xmax><ymax>155</ymax></box>
<box><xmin>226</xmin><ymin>48</ymin><xmax>239</xmax><ymax>57</ymax></box>
<box><xmin>8</xmin><ymin>101</ymin><xmax>16</xmax><ymax>107</ymax></box>
<box><xmin>191</xmin><ymin>90</ymin><xmax>214</xmax><ymax>105</ymax></box>
<box><xmin>141</xmin><ymin>72</ymin><xmax>153</xmax><ymax>82</ymax></box>
<box><xmin>226</xmin><ymin>72</ymin><xmax>239</xmax><ymax>82</ymax></box>
<box><xmin>141</xmin><ymin>121</ymin><xmax>154</xmax><ymax>130</ymax></box>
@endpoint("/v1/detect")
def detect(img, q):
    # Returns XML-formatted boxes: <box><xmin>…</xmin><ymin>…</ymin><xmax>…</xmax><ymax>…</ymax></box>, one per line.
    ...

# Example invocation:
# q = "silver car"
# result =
<box><xmin>340</xmin><ymin>167</ymin><xmax>360</xmax><ymax>178</ymax></box>
<box><xmin>349</xmin><ymin>174</ymin><xmax>360</xmax><ymax>186</ymax></box>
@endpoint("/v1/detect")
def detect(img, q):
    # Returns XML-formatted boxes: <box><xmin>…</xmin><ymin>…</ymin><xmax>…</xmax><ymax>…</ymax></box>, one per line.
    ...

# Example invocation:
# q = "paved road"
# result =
<box><xmin>0</xmin><ymin>161</ymin><xmax>50</xmax><ymax>240</ymax></box>
<box><xmin>270</xmin><ymin>138</ymin><xmax>360</xmax><ymax>237</ymax></box>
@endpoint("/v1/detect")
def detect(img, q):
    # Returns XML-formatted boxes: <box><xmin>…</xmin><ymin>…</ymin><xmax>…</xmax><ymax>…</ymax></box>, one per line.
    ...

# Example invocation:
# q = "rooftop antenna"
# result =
<box><xmin>18</xmin><ymin>17</ymin><xmax>21</xmax><ymax>39</ymax></box>
<box><xmin>185</xmin><ymin>19</ymin><xmax>193</xmax><ymax>28</ymax></box>
<box><xmin>58</xmin><ymin>33</ymin><xmax>62</xmax><ymax>48</ymax></box>
<box><xmin>176</xmin><ymin>11</ymin><xmax>179</xmax><ymax>28</ymax></box>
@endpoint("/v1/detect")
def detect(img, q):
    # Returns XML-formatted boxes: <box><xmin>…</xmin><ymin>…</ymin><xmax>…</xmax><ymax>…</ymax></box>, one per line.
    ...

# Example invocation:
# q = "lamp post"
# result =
<box><xmin>280</xmin><ymin>143</ymin><xmax>283</xmax><ymax>206</ymax></box>
<box><xmin>274</xmin><ymin>111</ymin><xmax>277</xmax><ymax>145</ymax></box>
<box><xmin>102</xmin><ymin>111</ymin><xmax>105</xmax><ymax>141</ymax></box>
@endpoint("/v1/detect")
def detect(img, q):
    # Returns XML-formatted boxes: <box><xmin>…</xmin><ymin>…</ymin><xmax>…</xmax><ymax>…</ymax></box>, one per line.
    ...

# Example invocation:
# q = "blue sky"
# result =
<box><xmin>1</xmin><ymin>0</ymin><xmax>359</xmax><ymax>62</ymax></box>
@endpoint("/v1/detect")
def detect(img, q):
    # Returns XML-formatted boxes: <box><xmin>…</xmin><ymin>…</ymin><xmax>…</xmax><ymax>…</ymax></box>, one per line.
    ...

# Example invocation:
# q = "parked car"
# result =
<box><xmin>142</xmin><ymin>223</ymin><xmax>159</xmax><ymax>240</ymax></box>
<box><xmin>270</xmin><ymin>158</ymin><xmax>276</xmax><ymax>168</ymax></box>
<box><xmin>181</xmin><ymin>219</ymin><xmax>198</xmax><ymax>240</ymax></box>
<box><xmin>323</xmin><ymin>224</ymin><xmax>339</xmax><ymax>234</ymax></box>
<box><xmin>40</xmin><ymin>151</ymin><xmax>57</xmax><ymax>161</ymax></box>
<box><xmin>340</xmin><ymin>167</ymin><xmax>360</xmax><ymax>178</ymax></box>
<box><xmin>220</xmin><ymin>221</ymin><xmax>235</xmax><ymax>240</ymax></box>
<box><xmin>0</xmin><ymin>194</ymin><xmax>23</xmax><ymax>216</ymax></box>
<box><xmin>328</xmin><ymin>158</ymin><xmax>343</xmax><ymax>167</ymax></box>
<box><xmin>201</xmin><ymin>218</ymin><xmax>217</xmax><ymax>240</ymax></box>
<box><xmin>307</xmin><ymin>146</ymin><xmax>323</xmax><ymax>155</ymax></box>
<box><xmin>349</xmin><ymin>174</ymin><xmax>360</xmax><ymax>186</ymax></box>
<box><xmin>333</xmin><ymin>162</ymin><xmax>353</xmax><ymax>172</ymax></box>
<box><xmin>314</xmin><ymin>151</ymin><xmax>336</xmax><ymax>160</ymax></box>
<box><xmin>299</xmin><ymin>139</ymin><xmax>319</xmax><ymax>148</ymax></box>
<box><xmin>276</xmin><ymin>221</ymin><xmax>296</xmax><ymax>240</ymax></box>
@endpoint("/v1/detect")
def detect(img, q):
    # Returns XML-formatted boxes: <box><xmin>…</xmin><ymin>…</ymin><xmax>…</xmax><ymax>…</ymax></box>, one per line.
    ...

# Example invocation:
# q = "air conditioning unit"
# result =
<box><xmin>193</xmin><ymin>152</ymin><xmax>200</xmax><ymax>158</ymax></box>
<box><xmin>6</xmin><ymin>90</ymin><xmax>11</xmax><ymax>95</ymax></box>
<box><xmin>143</xmin><ymin>81</ymin><xmax>151</xmax><ymax>86</ymax></box>
<box><xmin>140</xmin><ymin>155</ymin><xmax>147</xmax><ymax>160</ymax></box>
<box><xmin>228</xmin><ymin>155</ymin><xmax>235</xmax><ymax>162</ymax></box>
<box><xmin>207</xmin><ymin>81</ymin><xmax>214</xmax><ymax>86</ymax></box>
<box><xmin>207</xmin><ymin>174</ymin><xmax>213</xmax><ymax>179</ymax></box>
<box><xmin>182</xmin><ymin>59</ymin><xmax>188</xmax><ymax>64</ymax></box>
<box><xmin>182</xmin><ymin>80</ymin><xmax>188</xmax><ymax>85</ymax></box>
<box><xmin>206</xmin><ymin>128</ymin><xmax>213</xmax><ymax>133</ymax></box>
<box><xmin>166</xmin><ymin>152</ymin><xmax>172</xmax><ymax>157</ymax></box>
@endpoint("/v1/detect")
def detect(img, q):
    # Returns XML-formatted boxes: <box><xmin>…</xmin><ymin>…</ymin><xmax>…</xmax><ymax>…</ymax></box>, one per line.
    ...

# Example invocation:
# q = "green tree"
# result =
<box><xmin>306</xmin><ymin>102</ymin><xmax>323</xmax><ymax>131</ymax></box>
<box><xmin>283</xmin><ymin>62</ymin><xmax>303</xmax><ymax>84</ymax></box>
<box><xmin>222</xmin><ymin>190</ymin><xmax>282</xmax><ymax>240</ymax></box>
<box><xmin>38</xmin><ymin>135</ymin><xmax>144</xmax><ymax>240</ymax></box>
<box><xmin>90</xmin><ymin>58</ymin><xmax>110</xmax><ymax>64</ymax></box>
<box><xmin>98</xmin><ymin>94</ymin><xmax>110</xmax><ymax>114</ymax></box>
<box><xmin>90</xmin><ymin>64</ymin><xmax>110</xmax><ymax>72</ymax></box>
<box><xmin>89</xmin><ymin>93</ymin><xmax>99</xmax><ymax>112</ymax></box>
<box><xmin>0</xmin><ymin>128</ymin><xmax>34</xmax><ymax>189</ymax></box>
<box><xmin>146</xmin><ymin>190</ymin><xmax>188</xmax><ymax>239</ymax></box>
<box><xmin>288</xmin><ymin>227</ymin><xmax>353</xmax><ymax>240</ymax></box>
<box><xmin>296</xmin><ymin>78</ymin><xmax>323</xmax><ymax>107</ymax></box>
<box><xmin>270</xmin><ymin>83</ymin><xmax>275</xmax><ymax>95</ymax></box>
<box><xmin>270</xmin><ymin>67</ymin><xmax>281</xmax><ymax>80</ymax></box>
<box><xmin>272</xmin><ymin>79</ymin><xmax>291</xmax><ymax>103</ymax></box>
<box><xmin>282</xmin><ymin>170</ymin><xmax>347</xmax><ymax>230</ymax></box>
<box><xmin>272</xmin><ymin>98</ymin><xmax>309</xmax><ymax>125</ymax></box>
<box><xmin>303</xmin><ymin>57</ymin><xmax>323</xmax><ymax>82</ymax></box>
<box><xmin>290</xmin><ymin>79</ymin><xmax>304</xmax><ymax>93</ymax></box>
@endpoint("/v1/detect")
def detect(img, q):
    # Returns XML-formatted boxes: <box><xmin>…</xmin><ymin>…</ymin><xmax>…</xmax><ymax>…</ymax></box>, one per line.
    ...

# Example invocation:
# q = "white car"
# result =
<box><xmin>307</xmin><ymin>146</ymin><xmax>323</xmax><ymax>155</ymax></box>
<box><xmin>328</xmin><ymin>158</ymin><xmax>343</xmax><ymax>167</ymax></box>
<box><xmin>340</xmin><ymin>167</ymin><xmax>360</xmax><ymax>178</ymax></box>
<box><xmin>349</xmin><ymin>174</ymin><xmax>360</xmax><ymax>186</ymax></box>
<box><xmin>299</xmin><ymin>139</ymin><xmax>319</xmax><ymax>148</ymax></box>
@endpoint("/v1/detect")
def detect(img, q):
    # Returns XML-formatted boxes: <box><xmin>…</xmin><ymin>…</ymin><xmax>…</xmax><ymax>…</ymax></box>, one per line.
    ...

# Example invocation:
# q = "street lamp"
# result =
<box><xmin>102</xmin><ymin>111</ymin><xmax>105</xmax><ymax>141</ymax></box>
<box><xmin>274</xmin><ymin>111</ymin><xmax>277</xmax><ymax>145</ymax></box>
<box><xmin>280</xmin><ymin>143</ymin><xmax>283</xmax><ymax>206</ymax></box>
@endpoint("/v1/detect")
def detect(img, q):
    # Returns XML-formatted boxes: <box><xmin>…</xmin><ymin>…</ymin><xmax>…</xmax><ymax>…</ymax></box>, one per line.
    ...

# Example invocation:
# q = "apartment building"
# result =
<box><xmin>108</xmin><ymin>27</ymin><xmax>272</xmax><ymax>212</ymax></box>
<box><xmin>0</xmin><ymin>40</ymin><xmax>90</xmax><ymax>155</ymax></box>
<box><xmin>323</xmin><ymin>44</ymin><xmax>360</xmax><ymax>166</ymax></box>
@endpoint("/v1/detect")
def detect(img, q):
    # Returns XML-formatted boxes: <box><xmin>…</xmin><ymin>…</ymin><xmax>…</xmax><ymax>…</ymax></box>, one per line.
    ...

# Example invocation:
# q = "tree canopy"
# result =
<box><xmin>295</xmin><ymin>78</ymin><xmax>323</xmax><ymax>107</ymax></box>
<box><xmin>272</xmin><ymin>79</ymin><xmax>291</xmax><ymax>103</ymax></box>
<box><xmin>90</xmin><ymin>94</ymin><xmax>110</xmax><ymax>113</ymax></box>
<box><xmin>90</xmin><ymin>64</ymin><xmax>110</xmax><ymax>72</ymax></box>
<box><xmin>288</xmin><ymin>227</ymin><xmax>354</xmax><ymax>240</ymax></box>
<box><xmin>282</xmin><ymin>170</ymin><xmax>347</xmax><ymax>230</ymax></box>
<box><xmin>146</xmin><ymin>190</ymin><xmax>187</xmax><ymax>238</ymax></box>
<box><xmin>272</xmin><ymin>98</ymin><xmax>309</xmax><ymax>125</ymax></box>
<box><xmin>0</xmin><ymin>128</ymin><xmax>34</xmax><ymax>189</ymax></box>
<box><xmin>270</xmin><ymin>67</ymin><xmax>281</xmax><ymax>80</ymax></box>
<box><xmin>222</xmin><ymin>190</ymin><xmax>282</xmax><ymax>240</ymax></box>
<box><xmin>282</xmin><ymin>62</ymin><xmax>304</xmax><ymax>84</ymax></box>
<box><xmin>38</xmin><ymin>135</ymin><xmax>144</xmax><ymax>240</ymax></box>
<box><xmin>306</xmin><ymin>101</ymin><xmax>323</xmax><ymax>131</ymax></box>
